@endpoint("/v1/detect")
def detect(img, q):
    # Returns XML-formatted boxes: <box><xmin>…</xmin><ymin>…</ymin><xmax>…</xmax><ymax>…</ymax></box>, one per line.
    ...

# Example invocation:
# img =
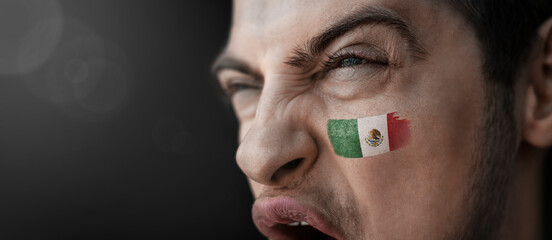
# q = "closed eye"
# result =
<box><xmin>322</xmin><ymin>50</ymin><xmax>389</xmax><ymax>72</ymax></box>
<box><xmin>338</xmin><ymin>57</ymin><xmax>368</xmax><ymax>67</ymax></box>
<box><xmin>222</xmin><ymin>79</ymin><xmax>263</xmax><ymax>98</ymax></box>
<box><xmin>226</xmin><ymin>82</ymin><xmax>258</xmax><ymax>96</ymax></box>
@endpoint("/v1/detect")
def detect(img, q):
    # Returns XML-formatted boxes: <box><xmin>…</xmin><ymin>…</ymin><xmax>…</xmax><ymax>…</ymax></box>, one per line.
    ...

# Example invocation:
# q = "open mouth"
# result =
<box><xmin>266</xmin><ymin>220</ymin><xmax>337</xmax><ymax>240</ymax></box>
<box><xmin>252</xmin><ymin>196</ymin><xmax>342</xmax><ymax>240</ymax></box>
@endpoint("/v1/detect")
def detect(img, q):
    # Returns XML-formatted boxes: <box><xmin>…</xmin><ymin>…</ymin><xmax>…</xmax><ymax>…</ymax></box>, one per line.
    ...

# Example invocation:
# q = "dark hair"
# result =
<box><xmin>446</xmin><ymin>1</ymin><xmax>552</xmax><ymax>238</ymax></box>
<box><xmin>447</xmin><ymin>0</ymin><xmax>552</xmax><ymax>86</ymax></box>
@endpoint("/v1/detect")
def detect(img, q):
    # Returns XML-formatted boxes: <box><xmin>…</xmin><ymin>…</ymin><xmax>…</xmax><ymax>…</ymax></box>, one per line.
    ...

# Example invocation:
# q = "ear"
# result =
<box><xmin>524</xmin><ymin>17</ymin><xmax>552</xmax><ymax>148</ymax></box>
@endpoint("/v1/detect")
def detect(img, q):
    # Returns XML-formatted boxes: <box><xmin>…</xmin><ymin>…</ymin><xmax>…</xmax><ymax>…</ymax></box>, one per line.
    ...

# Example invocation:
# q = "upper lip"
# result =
<box><xmin>252</xmin><ymin>196</ymin><xmax>342</xmax><ymax>240</ymax></box>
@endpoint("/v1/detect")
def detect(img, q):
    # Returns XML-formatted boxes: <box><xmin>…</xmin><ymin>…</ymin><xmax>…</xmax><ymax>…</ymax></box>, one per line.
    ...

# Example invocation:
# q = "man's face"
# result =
<box><xmin>216</xmin><ymin>0</ymin><xmax>491</xmax><ymax>239</ymax></box>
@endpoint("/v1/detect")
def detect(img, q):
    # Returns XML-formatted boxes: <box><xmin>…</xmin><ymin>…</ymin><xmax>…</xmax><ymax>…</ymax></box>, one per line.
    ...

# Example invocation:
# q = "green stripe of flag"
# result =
<box><xmin>328</xmin><ymin>119</ymin><xmax>363</xmax><ymax>158</ymax></box>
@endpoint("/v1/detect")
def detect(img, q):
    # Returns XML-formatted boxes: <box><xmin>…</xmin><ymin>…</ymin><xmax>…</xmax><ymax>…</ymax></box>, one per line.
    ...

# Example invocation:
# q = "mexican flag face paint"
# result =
<box><xmin>328</xmin><ymin>112</ymin><xmax>411</xmax><ymax>158</ymax></box>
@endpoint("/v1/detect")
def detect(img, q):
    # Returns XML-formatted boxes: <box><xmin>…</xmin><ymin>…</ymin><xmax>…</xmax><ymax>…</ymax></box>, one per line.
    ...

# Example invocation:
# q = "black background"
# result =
<box><xmin>0</xmin><ymin>1</ymin><xmax>263</xmax><ymax>239</ymax></box>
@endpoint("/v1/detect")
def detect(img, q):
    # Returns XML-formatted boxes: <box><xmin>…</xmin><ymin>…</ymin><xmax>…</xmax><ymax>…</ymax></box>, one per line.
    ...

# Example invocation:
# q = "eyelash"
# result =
<box><xmin>321</xmin><ymin>50</ymin><xmax>389</xmax><ymax>71</ymax></box>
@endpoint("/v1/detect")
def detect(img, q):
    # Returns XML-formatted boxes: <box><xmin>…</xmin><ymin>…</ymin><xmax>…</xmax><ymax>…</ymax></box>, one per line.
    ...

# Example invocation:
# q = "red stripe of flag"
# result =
<box><xmin>387</xmin><ymin>112</ymin><xmax>411</xmax><ymax>151</ymax></box>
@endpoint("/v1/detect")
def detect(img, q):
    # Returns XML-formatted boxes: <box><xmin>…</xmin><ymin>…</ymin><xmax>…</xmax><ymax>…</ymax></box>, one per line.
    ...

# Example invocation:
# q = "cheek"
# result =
<box><xmin>338</xmin><ymin>94</ymin><xmax>484</xmax><ymax>238</ymax></box>
<box><xmin>337</xmin><ymin>48</ymin><xmax>486</xmax><ymax>237</ymax></box>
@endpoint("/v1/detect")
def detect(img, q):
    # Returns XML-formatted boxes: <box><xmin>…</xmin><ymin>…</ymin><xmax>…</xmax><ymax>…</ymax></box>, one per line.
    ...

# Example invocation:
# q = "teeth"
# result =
<box><xmin>287</xmin><ymin>221</ymin><xmax>310</xmax><ymax>226</ymax></box>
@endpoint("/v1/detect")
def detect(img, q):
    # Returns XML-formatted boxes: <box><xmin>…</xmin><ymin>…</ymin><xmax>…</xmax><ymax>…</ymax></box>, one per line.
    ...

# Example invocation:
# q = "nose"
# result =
<box><xmin>236</xmin><ymin>95</ymin><xmax>318</xmax><ymax>187</ymax></box>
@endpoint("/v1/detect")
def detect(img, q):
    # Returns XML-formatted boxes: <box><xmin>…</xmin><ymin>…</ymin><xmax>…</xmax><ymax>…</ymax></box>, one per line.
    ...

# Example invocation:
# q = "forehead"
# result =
<box><xmin>233</xmin><ymin>0</ymin><xmax>429</xmax><ymax>28</ymax></box>
<box><xmin>228</xmin><ymin>0</ymin><xmax>446</xmax><ymax>65</ymax></box>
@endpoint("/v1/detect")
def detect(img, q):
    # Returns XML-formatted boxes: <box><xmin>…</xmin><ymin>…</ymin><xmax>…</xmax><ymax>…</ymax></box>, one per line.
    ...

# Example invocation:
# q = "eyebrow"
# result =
<box><xmin>211</xmin><ymin>5</ymin><xmax>427</xmax><ymax>76</ymax></box>
<box><xmin>286</xmin><ymin>6</ymin><xmax>427</xmax><ymax>70</ymax></box>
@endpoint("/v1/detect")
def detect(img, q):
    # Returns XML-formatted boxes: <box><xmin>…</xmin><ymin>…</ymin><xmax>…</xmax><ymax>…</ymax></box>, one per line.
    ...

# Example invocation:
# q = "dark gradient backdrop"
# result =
<box><xmin>0</xmin><ymin>1</ymin><xmax>264</xmax><ymax>239</ymax></box>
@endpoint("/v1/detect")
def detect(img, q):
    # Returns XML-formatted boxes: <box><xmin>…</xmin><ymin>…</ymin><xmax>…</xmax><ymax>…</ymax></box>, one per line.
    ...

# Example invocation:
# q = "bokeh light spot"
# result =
<box><xmin>0</xmin><ymin>0</ymin><xmax>63</xmax><ymax>75</ymax></box>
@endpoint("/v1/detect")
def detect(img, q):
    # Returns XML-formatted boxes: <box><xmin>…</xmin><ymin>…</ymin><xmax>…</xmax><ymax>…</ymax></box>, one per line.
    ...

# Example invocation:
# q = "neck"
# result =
<box><xmin>500</xmin><ymin>145</ymin><xmax>543</xmax><ymax>240</ymax></box>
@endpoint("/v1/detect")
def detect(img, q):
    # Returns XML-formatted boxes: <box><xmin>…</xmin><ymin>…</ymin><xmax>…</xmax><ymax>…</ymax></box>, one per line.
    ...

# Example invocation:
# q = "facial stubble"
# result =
<box><xmin>456</xmin><ymin>82</ymin><xmax>518</xmax><ymax>240</ymax></box>
<box><xmin>318</xmin><ymin>81</ymin><xmax>518</xmax><ymax>240</ymax></box>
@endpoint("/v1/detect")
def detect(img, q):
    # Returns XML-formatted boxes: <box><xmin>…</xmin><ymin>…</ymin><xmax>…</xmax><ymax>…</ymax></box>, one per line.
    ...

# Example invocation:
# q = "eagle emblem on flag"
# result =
<box><xmin>365</xmin><ymin>129</ymin><xmax>383</xmax><ymax>147</ymax></box>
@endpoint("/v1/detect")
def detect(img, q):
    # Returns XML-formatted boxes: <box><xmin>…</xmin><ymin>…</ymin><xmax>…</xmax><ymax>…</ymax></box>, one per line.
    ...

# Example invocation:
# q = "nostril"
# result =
<box><xmin>281</xmin><ymin>158</ymin><xmax>303</xmax><ymax>170</ymax></box>
<box><xmin>271</xmin><ymin>158</ymin><xmax>304</xmax><ymax>183</ymax></box>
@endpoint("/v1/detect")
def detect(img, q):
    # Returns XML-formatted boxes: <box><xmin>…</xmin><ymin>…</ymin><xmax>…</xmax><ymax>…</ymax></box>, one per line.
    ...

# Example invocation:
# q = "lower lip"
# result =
<box><xmin>252</xmin><ymin>196</ymin><xmax>341</xmax><ymax>239</ymax></box>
